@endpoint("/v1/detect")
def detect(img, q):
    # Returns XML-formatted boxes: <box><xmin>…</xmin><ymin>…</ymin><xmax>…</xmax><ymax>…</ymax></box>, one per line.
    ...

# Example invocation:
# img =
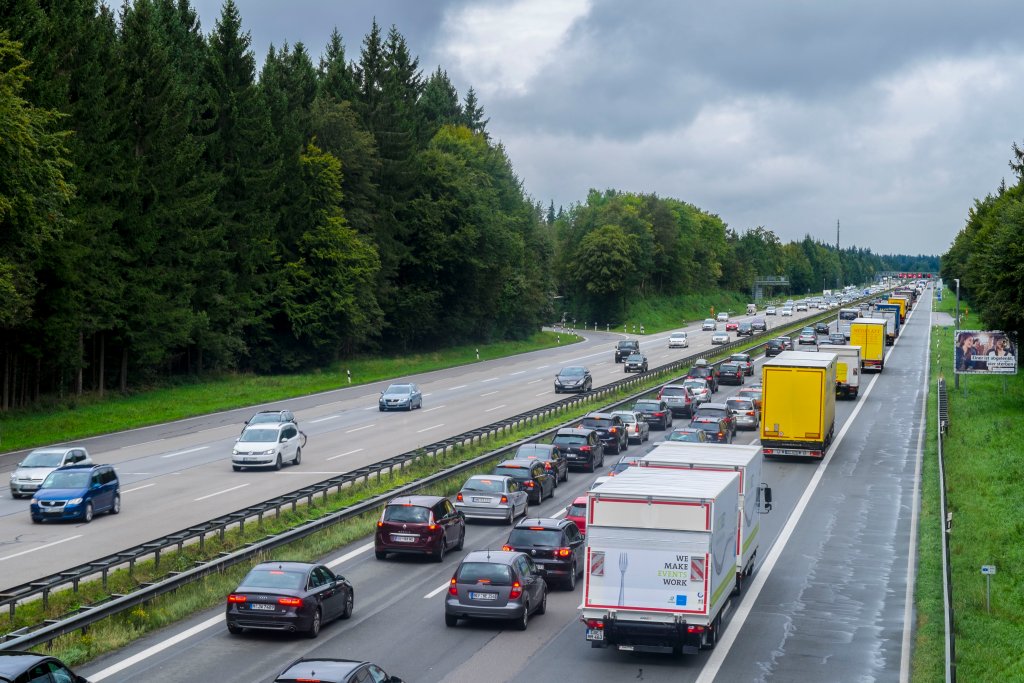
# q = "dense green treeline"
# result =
<box><xmin>0</xmin><ymin>0</ymin><xmax>936</xmax><ymax>409</ymax></box>
<box><xmin>941</xmin><ymin>143</ymin><xmax>1024</xmax><ymax>338</ymax></box>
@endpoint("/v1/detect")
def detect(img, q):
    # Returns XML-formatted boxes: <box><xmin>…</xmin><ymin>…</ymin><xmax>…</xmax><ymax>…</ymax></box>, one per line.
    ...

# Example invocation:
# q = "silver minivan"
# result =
<box><xmin>232</xmin><ymin>422</ymin><xmax>302</xmax><ymax>471</ymax></box>
<box><xmin>10</xmin><ymin>447</ymin><xmax>91</xmax><ymax>498</ymax></box>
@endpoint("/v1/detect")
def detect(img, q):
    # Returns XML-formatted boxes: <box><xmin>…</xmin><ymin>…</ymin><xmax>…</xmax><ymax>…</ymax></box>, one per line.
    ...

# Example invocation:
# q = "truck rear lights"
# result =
<box><xmin>687</xmin><ymin>625</ymin><xmax>706</xmax><ymax>634</ymax></box>
<box><xmin>585</xmin><ymin>619</ymin><xmax>604</xmax><ymax>629</ymax></box>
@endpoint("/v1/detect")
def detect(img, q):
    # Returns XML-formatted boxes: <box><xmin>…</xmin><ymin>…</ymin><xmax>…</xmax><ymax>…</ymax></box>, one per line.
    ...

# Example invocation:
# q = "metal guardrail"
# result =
<box><xmin>0</xmin><ymin>302</ymin><xmax>860</xmax><ymax>649</ymax></box>
<box><xmin>937</xmin><ymin>377</ymin><xmax>956</xmax><ymax>682</ymax></box>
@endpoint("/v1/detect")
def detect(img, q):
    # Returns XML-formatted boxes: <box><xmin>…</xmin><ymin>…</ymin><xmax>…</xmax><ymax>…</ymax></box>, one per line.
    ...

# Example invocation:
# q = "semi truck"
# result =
<box><xmin>816</xmin><ymin>344</ymin><xmax>862</xmax><ymax>399</ymax></box>
<box><xmin>760</xmin><ymin>350</ymin><xmax>837</xmax><ymax>459</ymax></box>
<box><xmin>580</xmin><ymin>467</ymin><xmax>740</xmax><ymax>654</ymax></box>
<box><xmin>638</xmin><ymin>443</ymin><xmax>772</xmax><ymax>592</ymax></box>
<box><xmin>850</xmin><ymin>317</ymin><xmax>887</xmax><ymax>371</ymax></box>
<box><xmin>874</xmin><ymin>303</ymin><xmax>901</xmax><ymax>345</ymax></box>
<box><xmin>887</xmin><ymin>296</ymin><xmax>907</xmax><ymax>323</ymax></box>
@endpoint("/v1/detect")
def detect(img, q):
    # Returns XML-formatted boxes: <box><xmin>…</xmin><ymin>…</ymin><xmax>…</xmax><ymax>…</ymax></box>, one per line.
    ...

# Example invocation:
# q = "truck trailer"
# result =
<box><xmin>760</xmin><ymin>350</ymin><xmax>837</xmax><ymax>459</ymax></box>
<box><xmin>874</xmin><ymin>303</ymin><xmax>901</xmax><ymax>345</ymax></box>
<box><xmin>580</xmin><ymin>468</ymin><xmax>740</xmax><ymax>654</ymax></box>
<box><xmin>816</xmin><ymin>344</ymin><xmax>862</xmax><ymax>399</ymax></box>
<box><xmin>850</xmin><ymin>317</ymin><xmax>887</xmax><ymax>371</ymax></box>
<box><xmin>638</xmin><ymin>443</ymin><xmax>771</xmax><ymax>592</ymax></box>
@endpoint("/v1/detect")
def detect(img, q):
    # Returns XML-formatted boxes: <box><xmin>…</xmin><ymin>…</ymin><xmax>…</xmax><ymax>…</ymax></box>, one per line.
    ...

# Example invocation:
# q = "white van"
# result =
<box><xmin>746</xmin><ymin>303</ymin><xmax>757</xmax><ymax>315</ymax></box>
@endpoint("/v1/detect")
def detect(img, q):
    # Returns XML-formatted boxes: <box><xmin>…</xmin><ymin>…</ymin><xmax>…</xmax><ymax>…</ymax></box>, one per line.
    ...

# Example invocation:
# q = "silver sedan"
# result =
<box><xmin>610</xmin><ymin>410</ymin><xmax>650</xmax><ymax>444</ymax></box>
<box><xmin>455</xmin><ymin>475</ymin><xmax>529</xmax><ymax>524</ymax></box>
<box><xmin>711</xmin><ymin>331</ymin><xmax>730</xmax><ymax>345</ymax></box>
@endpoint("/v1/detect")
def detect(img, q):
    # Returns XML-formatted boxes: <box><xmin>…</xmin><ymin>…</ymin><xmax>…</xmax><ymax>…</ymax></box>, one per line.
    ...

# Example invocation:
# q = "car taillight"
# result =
<box><xmin>502</xmin><ymin>544</ymin><xmax>513</xmax><ymax>551</ymax></box>
<box><xmin>585</xmin><ymin>618</ymin><xmax>604</xmax><ymax>629</ymax></box>
<box><xmin>509</xmin><ymin>581</ymin><xmax>523</xmax><ymax>599</ymax></box>
<box><xmin>525</xmin><ymin>481</ymin><xmax>534</xmax><ymax>488</ymax></box>
<box><xmin>278</xmin><ymin>597</ymin><xmax>302</xmax><ymax>607</ymax></box>
<box><xmin>428</xmin><ymin>523</ymin><xmax>438</xmax><ymax>531</ymax></box>
<box><xmin>746</xmin><ymin>411</ymin><xmax>755</xmax><ymax>416</ymax></box>
<box><xmin>544</xmin><ymin>462</ymin><xmax>552</xmax><ymax>470</ymax></box>
<box><xmin>718</xmin><ymin>432</ymin><xmax>724</xmax><ymax>438</ymax></box>
<box><xmin>654</xmin><ymin>411</ymin><xmax>664</xmax><ymax>417</ymax></box>
<box><xmin>449</xmin><ymin>578</ymin><xmax>458</xmax><ymax>596</ymax></box>
<box><xmin>556</xmin><ymin>547</ymin><xmax>572</xmax><ymax>557</ymax></box>
<box><xmin>609</xmin><ymin>427</ymin><xmax>617</xmax><ymax>433</ymax></box>
<box><xmin>227</xmin><ymin>594</ymin><xmax>246</xmax><ymax>603</ymax></box>
<box><xmin>580</xmin><ymin>446</ymin><xmax>591</xmax><ymax>452</ymax></box>
<box><xmin>377</xmin><ymin>521</ymin><xmax>383</xmax><ymax>527</ymax></box>
<box><xmin>456</xmin><ymin>492</ymin><xmax>463</xmax><ymax>502</ymax></box>
<box><xmin>500</xmin><ymin>495</ymin><xmax>508</xmax><ymax>504</ymax></box>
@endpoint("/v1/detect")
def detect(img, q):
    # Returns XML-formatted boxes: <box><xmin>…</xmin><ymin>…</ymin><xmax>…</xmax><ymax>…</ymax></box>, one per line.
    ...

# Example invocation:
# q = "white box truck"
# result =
<box><xmin>816</xmin><ymin>344</ymin><xmax>862</xmax><ymax>399</ymax></box>
<box><xmin>638</xmin><ymin>443</ymin><xmax>772</xmax><ymax>592</ymax></box>
<box><xmin>580</xmin><ymin>468</ymin><xmax>739</xmax><ymax>654</ymax></box>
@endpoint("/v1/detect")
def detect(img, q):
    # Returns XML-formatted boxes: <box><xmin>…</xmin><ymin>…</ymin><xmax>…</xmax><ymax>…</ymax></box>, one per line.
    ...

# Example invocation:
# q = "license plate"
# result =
<box><xmin>391</xmin><ymin>534</ymin><xmax>417</xmax><ymax>543</ymax></box>
<box><xmin>44</xmin><ymin>509</ymin><xmax>62</xmax><ymax>514</ymax></box>
<box><xmin>469</xmin><ymin>592</ymin><xmax>497</xmax><ymax>601</ymax></box>
<box><xmin>586</xmin><ymin>629</ymin><xmax>605</xmax><ymax>641</ymax></box>
<box><xmin>472</xmin><ymin>497</ymin><xmax>490</xmax><ymax>503</ymax></box>
<box><xmin>249</xmin><ymin>603</ymin><xmax>276</xmax><ymax>611</ymax></box>
<box><xmin>244</xmin><ymin>457</ymin><xmax>257</xmax><ymax>462</ymax></box>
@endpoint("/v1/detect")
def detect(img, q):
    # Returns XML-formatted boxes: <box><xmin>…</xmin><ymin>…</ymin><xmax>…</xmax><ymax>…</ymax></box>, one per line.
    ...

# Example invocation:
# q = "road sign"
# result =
<box><xmin>981</xmin><ymin>565</ymin><xmax>997</xmax><ymax>575</ymax></box>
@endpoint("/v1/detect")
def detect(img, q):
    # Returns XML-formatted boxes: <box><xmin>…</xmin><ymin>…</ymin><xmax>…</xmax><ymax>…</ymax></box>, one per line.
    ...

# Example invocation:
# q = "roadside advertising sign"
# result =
<box><xmin>954</xmin><ymin>330</ymin><xmax>1017</xmax><ymax>375</ymax></box>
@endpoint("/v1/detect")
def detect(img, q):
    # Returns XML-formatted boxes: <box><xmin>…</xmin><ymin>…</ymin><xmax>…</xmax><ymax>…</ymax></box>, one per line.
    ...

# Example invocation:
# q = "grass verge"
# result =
<box><xmin>621</xmin><ymin>291</ymin><xmax>753</xmax><ymax>334</ymax></box>
<box><xmin>0</xmin><ymin>331</ymin><xmax>579</xmax><ymax>454</ymax></box>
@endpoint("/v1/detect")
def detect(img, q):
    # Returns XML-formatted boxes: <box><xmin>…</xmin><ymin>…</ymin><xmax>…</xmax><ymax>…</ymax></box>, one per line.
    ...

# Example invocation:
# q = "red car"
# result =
<box><xmin>375</xmin><ymin>495</ymin><xmax>466</xmax><ymax>562</ymax></box>
<box><xmin>725</xmin><ymin>321</ymin><xmax>739</xmax><ymax>331</ymax></box>
<box><xmin>565</xmin><ymin>495</ymin><xmax>588</xmax><ymax>536</ymax></box>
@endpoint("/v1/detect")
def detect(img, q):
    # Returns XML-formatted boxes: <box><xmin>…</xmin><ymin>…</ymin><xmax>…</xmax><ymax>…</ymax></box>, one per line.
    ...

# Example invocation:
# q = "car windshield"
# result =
<box><xmin>249</xmin><ymin>413</ymin><xmax>285</xmax><ymax>424</ymax></box>
<box><xmin>456</xmin><ymin>562</ymin><xmax>514</xmax><ymax>586</ymax></box>
<box><xmin>668</xmin><ymin>430</ymin><xmax>702</xmax><ymax>442</ymax></box>
<box><xmin>634</xmin><ymin>401</ymin><xmax>660</xmax><ymax>411</ymax></box>
<box><xmin>567</xmin><ymin>502</ymin><xmax>587</xmax><ymax>517</ymax></box>
<box><xmin>727</xmin><ymin>399</ymin><xmax>754</xmax><ymax>411</ymax></box>
<box><xmin>617</xmin><ymin>342</ymin><xmax>637</xmax><ymax>349</ymax></box>
<box><xmin>493</xmin><ymin>466</ymin><xmax>532</xmax><ymax>479</ymax></box>
<box><xmin>802</xmin><ymin>328</ymin><xmax>815</xmax><ymax>334</ymax></box>
<box><xmin>612</xmin><ymin>412</ymin><xmax>637</xmax><ymax>424</ymax></box>
<box><xmin>241</xmin><ymin>568</ymin><xmax>306</xmax><ymax>591</ymax></box>
<box><xmin>626</xmin><ymin>354</ymin><xmax>644</xmax><ymax>362</ymax></box>
<box><xmin>697</xmin><ymin>407</ymin><xmax>728</xmax><ymax>419</ymax></box>
<box><xmin>721</xmin><ymin>364</ymin><xmax>739</xmax><ymax>373</ymax></box>
<box><xmin>41</xmin><ymin>470</ymin><xmax>89</xmax><ymax>489</ymax></box>
<box><xmin>693</xmin><ymin>420</ymin><xmax>721</xmax><ymax>433</ymax></box>
<box><xmin>559</xmin><ymin>367</ymin><xmax>585</xmax><ymax>377</ymax></box>
<box><xmin>671</xmin><ymin>333</ymin><xmax>686</xmax><ymax>339</ymax></box>
<box><xmin>730</xmin><ymin>355</ymin><xmax>749</xmax><ymax>363</ymax></box>
<box><xmin>682</xmin><ymin>380</ymin><xmax>706</xmax><ymax>391</ymax></box>
<box><xmin>508</xmin><ymin>528</ymin><xmax>562</xmax><ymax>547</ymax></box>
<box><xmin>514</xmin><ymin>445</ymin><xmax>548</xmax><ymax>458</ymax></box>
<box><xmin>581</xmin><ymin>418</ymin><xmax>613</xmax><ymax>429</ymax></box>
<box><xmin>383</xmin><ymin>505</ymin><xmax>430</xmax><ymax>523</ymax></box>
<box><xmin>661</xmin><ymin>386</ymin><xmax>687</xmax><ymax>396</ymax></box>
<box><xmin>553</xmin><ymin>434</ymin><xmax>587</xmax><ymax>445</ymax></box>
<box><xmin>462</xmin><ymin>477</ymin><xmax>504</xmax><ymax>493</ymax></box>
<box><xmin>239</xmin><ymin>428</ymin><xmax>279</xmax><ymax>443</ymax></box>
<box><xmin>385</xmin><ymin>384</ymin><xmax>412</xmax><ymax>394</ymax></box>
<box><xmin>21</xmin><ymin>450</ymin><xmax>64</xmax><ymax>467</ymax></box>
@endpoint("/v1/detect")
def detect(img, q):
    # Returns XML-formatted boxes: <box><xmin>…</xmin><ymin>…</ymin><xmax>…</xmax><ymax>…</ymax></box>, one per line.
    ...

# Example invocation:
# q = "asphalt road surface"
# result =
<box><xmin>79</xmin><ymin>294</ymin><xmax>930</xmax><ymax>683</ymax></box>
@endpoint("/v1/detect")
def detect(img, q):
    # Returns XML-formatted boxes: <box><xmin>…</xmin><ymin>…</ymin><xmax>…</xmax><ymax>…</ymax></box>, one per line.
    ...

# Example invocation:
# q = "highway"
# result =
<box><xmin>77</xmin><ymin>293</ymin><xmax>930</xmax><ymax>683</ymax></box>
<box><xmin>0</xmin><ymin>308</ymin><xmax>816</xmax><ymax>589</ymax></box>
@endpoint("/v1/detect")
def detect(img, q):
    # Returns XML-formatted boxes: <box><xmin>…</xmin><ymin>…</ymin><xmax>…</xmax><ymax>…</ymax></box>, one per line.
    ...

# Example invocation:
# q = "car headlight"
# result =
<box><xmin>67</xmin><ymin>497</ymin><xmax>83</xmax><ymax>505</ymax></box>
<box><xmin>262</xmin><ymin>449</ymin><xmax>276</xmax><ymax>455</ymax></box>
<box><xmin>9</xmin><ymin>473</ymin><xmax>15</xmax><ymax>481</ymax></box>
<box><xmin>232</xmin><ymin>448</ymin><xmax>239</xmax><ymax>455</ymax></box>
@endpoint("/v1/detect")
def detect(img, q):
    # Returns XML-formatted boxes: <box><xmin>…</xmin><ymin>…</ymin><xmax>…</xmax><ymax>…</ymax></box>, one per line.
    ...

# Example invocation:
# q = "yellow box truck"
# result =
<box><xmin>887</xmin><ymin>297</ymin><xmax>907</xmax><ymax>323</ymax></box>
<box><xmin>850</xmin><ymin>317</ymin><xmax>887</xmax><ymax>371</ymax></box>
<box><xmin>760</xmin><ymin>351</ymin><xmax>837</xmax><ymax>460</ymax></box>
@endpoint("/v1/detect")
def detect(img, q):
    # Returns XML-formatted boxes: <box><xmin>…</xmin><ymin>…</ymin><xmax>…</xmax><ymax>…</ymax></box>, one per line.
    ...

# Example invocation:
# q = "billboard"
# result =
<box><xmin>954</xmin><ymin>330</ymin><xmax>1017</xmax><ymax>375</ymax></box>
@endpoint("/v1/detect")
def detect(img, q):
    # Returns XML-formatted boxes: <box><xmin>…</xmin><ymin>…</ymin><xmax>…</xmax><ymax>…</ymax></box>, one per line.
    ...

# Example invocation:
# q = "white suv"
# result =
<box><xmin>232</xmin><ymin>422</ymin><xmax>302</xmax><ymax>471</ymax></box>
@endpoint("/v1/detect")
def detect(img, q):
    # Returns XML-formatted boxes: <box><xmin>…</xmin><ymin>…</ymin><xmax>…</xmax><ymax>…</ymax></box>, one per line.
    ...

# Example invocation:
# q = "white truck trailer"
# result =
<box><xmin>580</xmin><ymin>468</ymin><xmax>739</xmax><ymax>654</ymax></box>
<box><xmin>638</xmin><ymin>443</ymin><xmax>772</xmax><ymax>592</ymax></box>
<box><xmin>816</xmin><ymin>343</ymin><xmax>862</xmax><ymax>399</ymax></box>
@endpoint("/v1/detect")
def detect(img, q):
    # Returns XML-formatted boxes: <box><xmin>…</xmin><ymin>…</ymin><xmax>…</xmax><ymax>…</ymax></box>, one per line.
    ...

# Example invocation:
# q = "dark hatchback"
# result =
<box><xmin>226</xmin><ymin>562</ymin><xmax>354</xmax><ymax>638</ymax></box>
<box><xmin>375</xmin><ymin>495</ymin><xmax>466</xmax><ymax>561</ymax></box>
<box><xmin>623</xmin><ymin>353</ymin><xmax>648</xmax><ymax>373</ymax></box>
<box><xmin>551</xmin><ymin>428</ymin><xmax>604</xmax><ymax>472</ymax></box>
<box><xmin>692</xmin><ymin>402</ymin><xmax>737</xmax><ymax>437</ymax></box>
<box><xmin>685</xmin><ymin>362</ymin><xmax>719</xmax><ymax>392</ymax></box>
<box><xmin>503</xmin><ymin>518</ymin><xmax>585</xmax><ymax>590</ymax></box>
<box><xmin>814</xmin><ymin>321</ymin><xmax>831</xmax><ymax>335</ymax></box>
<box><xmin>492</xmin><ymin>459</ymin><xmax>555</xmax><ymax>504</ymax></box>
<box><xmin>828</xmin><ymin>332</ymin><xmax>847</xmax><ymax>345</ymax></box>
<box><xmin>0</xmin><ymin>652</ymin><xmax>88</xmax><ymax>683</ymax></box>
<box><xmin>717</xmin><ymin>362</ymin><xmax>745</xmax><ymax>386</ymax></box>
<box><xmin>736</xmin><ymin>322</ymin><xmax>754</xmax><ymax>336</ymax></box>
<box><xmin>575</xmin><ymin>413</ymin><xmax>628</xmax><ymax>454</ymax></box>
<box><xmin>632</xmin><ymin>399</ymin><xmax>674</xmax><ymax>430</ymax></box>
<box><xmin>765</xmin><ymin>338</ymin><xmax>785</xmax><ymax>357</ymax></box>
<box><xmin>274</xmin><ymin>658</ymin><xmax>402</xmax><ymax>683</ymax></box>
<box><xmin>445</xmin><ymin>550</ymin><xmax>548</xmax><ymax>630</ymax></box>
<box><xmin>690</xmin><ymin>416</ymin><xmax>733</xmax><ymax>443</ymax></box>
<box><xmin>513</xmin><ymin>443</ymin><xmax>568</xmax><ymax>484</ymax></box>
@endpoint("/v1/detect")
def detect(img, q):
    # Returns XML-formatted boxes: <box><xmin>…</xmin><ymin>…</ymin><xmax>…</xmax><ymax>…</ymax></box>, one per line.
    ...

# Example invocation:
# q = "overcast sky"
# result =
<box><xmin>189</xmin><ymin>0</ymin><xmax>1024</xmax><ymax>256</ymax></box>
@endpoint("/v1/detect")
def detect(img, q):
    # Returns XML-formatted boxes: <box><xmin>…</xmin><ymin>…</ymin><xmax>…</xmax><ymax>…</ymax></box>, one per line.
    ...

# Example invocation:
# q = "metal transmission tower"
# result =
<box><xmin>835</xmin><ymin>219</ymin><xmax>841</xmax><ymax>289</ymax></box>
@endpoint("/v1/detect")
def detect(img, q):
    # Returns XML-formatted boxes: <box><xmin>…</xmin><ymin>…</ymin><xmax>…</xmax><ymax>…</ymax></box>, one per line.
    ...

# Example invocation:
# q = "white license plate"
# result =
<box><xmin>249</xmin><ymin>603</ymin><xmax>276</xmax><ymax>611</ymax></box>
<box><xmin>244</xmin><ymin>457</ymin><xmax>258</xmax><ymax>462</ymax></box>
<box><xmin>586</xmin><ymin>629</ymin><xmax>605</xmax><ymax>641</ymax></box>
<box><xmin>469</xmin><ymin>592</ymin><xmax>497</xmax><ymax>601</ymax></box>
<box><xmin>472</xmin><ymin>497</ymin><xmax>490</xmax><ymax>503</ymax></box>
<box><xmin>391</xmin><ymin>534</ymin><xmax>417</xmax><ymax>543</ymax></box>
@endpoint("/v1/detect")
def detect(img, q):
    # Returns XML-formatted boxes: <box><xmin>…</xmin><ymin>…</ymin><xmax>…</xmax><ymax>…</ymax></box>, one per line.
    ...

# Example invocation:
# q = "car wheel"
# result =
<box><xmin>227</xmin><ymin>623</ymin><xmax>244</xmax><ymax>635</ymax></box>
<box><xmin>341</xmin><ymin>591</ymin><xmax>354</xmax><ymax>619</ymax></box>
<box><xmin>554</xmin><ymin>388</ymin><xmax>561</xmax><ymax>394</ymax></box>
<box><xmin>306</xmin><ymin>608</ymin><xmax>322</xmax><ymax>638</ymax></box>
<box><xmin>445</xmin><ymin>614</ymin><xmax>459</xmax><ymax>627</ymax></box>
<box><xmin>521</xmin><ymin>499</ymin><xmax>529</xmax><ymax>518</ymax></box>
<box><xmin>274</xmin><ymin>455</ymin><xmax>283</xmax><ymax>471</ymax></box>
<box><xmin>111</xmin><ymin>493</ymin><xmax>121</xmax><ymax>515</ymax></box>
<box><xmin>232</xmin><ymin>465</ymin><xmax>242</xmax><ymax>472</ymax></box>
<box><xmin>293</xmin><ymin>447</ymin><xmax>301</xmax><ymax>466</ymax></box>
<box><xmin>455</xmin><ymin>526</ymin><xmax>465</xmax><ymax>551</ymax></box>
<box><xmin>516</xmin><ymin>603</ymin><xmax>530</xmax><ymax>631</ymax></box>
<box><xmin>552</xmin><ymin>474</ymin><xmax>558</xmax><ymax>489</ymax></box>
<box><xmin>537</xmin><ymin>587</ymin><xmax>547</xmax><ymax>615</ymax></box>
<box><xmin>586</xmin><ymin>458</ymin><xmax>595</xmax><ymax>474</ymax></box>
<box><xmin>378</xmin><ymin>406</ymin><xmax>385</xmax><ymax>411</ymax></box>
<box><xmin>82</xmin><ymin>502</ymin><xmax>94</xmax><ymax>523</ymax></box>
<box><xmin>566</xmin><ymin>562</ymin><xmax>577</xmax><ymax>591</ymax></box>
<box><xmin>506</xmin><ymin>507</ymin><xmax>515</xmax><ymax>525</ymax></box>
<box><xmin>434</xmin><ymin>539</ymin><xmax>446</xmax><ymax>563</ymax></box>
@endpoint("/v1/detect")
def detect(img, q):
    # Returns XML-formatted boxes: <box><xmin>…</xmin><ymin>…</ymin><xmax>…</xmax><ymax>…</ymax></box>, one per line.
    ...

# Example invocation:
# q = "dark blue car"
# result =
<box><xmin>30</xmin><ymin>464</ymin><xmax>120</xmax><ymax>523</ymax></box>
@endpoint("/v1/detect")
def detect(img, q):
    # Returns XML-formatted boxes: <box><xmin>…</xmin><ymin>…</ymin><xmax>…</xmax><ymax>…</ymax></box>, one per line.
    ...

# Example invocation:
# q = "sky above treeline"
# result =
<box><xmin>189</xmin><ymin>0</ymin><xmax>1024</xmax><ymax>256</ymax></box>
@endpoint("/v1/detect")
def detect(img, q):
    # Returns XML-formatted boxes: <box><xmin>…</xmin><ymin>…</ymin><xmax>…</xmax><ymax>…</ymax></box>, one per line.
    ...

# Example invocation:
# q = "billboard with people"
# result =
<box><xmin>954</xmin><ymin>330</ymin><xmax>1017</xmax><ymax>375</ymax></box>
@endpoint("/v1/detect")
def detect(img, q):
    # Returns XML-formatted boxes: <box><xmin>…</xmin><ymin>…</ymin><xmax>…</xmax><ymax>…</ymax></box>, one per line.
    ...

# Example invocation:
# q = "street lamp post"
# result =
<box><xmin>954</xmin><ymin>278</ymin><xmax>961</xmax><ymax>389</ymax></box>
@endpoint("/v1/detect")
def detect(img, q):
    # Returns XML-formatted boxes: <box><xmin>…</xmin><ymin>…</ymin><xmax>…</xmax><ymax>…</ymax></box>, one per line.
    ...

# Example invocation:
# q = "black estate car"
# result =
<box><xmin>503</xmin><ymin>518</ymin><xmax>585</xmax><ymax>590</ymax></box>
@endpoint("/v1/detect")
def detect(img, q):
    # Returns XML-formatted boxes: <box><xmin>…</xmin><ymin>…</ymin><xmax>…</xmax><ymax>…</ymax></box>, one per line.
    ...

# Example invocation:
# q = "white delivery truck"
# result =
<box><xmin>638</xmin><ymin>443</ymin><xmax>772</xmax><ymax>593</ymax></box>
<box><xmin>816</xmin><ymin>344</ymin><xmax>862</xmax><ymax>399</ymax></box>
<box><xmin>580</xmin><ymin>468</ymin><xmax>739</xmax><ymax>654</ymax></box>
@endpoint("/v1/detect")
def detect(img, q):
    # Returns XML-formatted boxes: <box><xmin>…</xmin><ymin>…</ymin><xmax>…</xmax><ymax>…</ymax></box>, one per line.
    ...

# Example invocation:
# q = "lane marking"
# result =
<box><xmin>326</xmin><ymin>541</ymin><xmax>375</xmax><ymax>569</ymax></box>
<box><xmin>363</xmin><ymin>406</ymin><xmax>377</xmax><ymax>411</ymax></box>
<box><xmin>447</xmin><ymin>385</ymin><xmax>467</xmax><ymax>391</ymax></box>
<box><xmin>424</xmin><ymin>581</ymin><xmax>450</xmax><ymax>599</ymax></box>
<box><xmin>0</xmin><ymin>535</ymin><xmax>84</xmax><ymax>562</ymax></box>
<box><xmin>480</xmin><ymin>391</ymin><xmax>499</xmax><ymax>397</ymax></box>
<box><xmin>509</xmin><ymin>371</ymin><xmax>526</xmax><ymax>376</ymax></box>
<box><xmin>536</xmin><ymin>391</ymin><xmax>551</xmax><ymax>397</ymax></box>
<box><xmin>527</xmin><ymin>378</ymin><xmax>545</xmax><ymax>385</ymax></box>
<box><xmin>480</xmin><ymin>377</ymin><xmax>499</xmax><ymax>383</ymax></box>
<box><xmin>423</xmin><ymin>405</ymin><xmax>445</xmax><ymax>412</ymax></box>
<box><xmin>423</xmin><ymin>393</ymin><xmax>433</xmax><ymax>397</ymax></box>
<box><xmin>535</xmin><ymin>365</ymin><xmax>549</xmax><ymax>370</ymax></box>
<box><xmin>484</xmin><ymin>404</ymin><xmax>507</xmax><ymax>413</ymax></box>
<box><xmin>418</xmin><ymin>424</ymin><xmax>444</xmax><ymax>433</ymax></box>
<box><xmin>345</xmin><ymin>424</ymin><xmax>375</xmax><ymax>434</ymax></box>
<box><xmin>327</xmin><ymin>448</ymin><xmax>363</xmax><ymax>461</ymax></box>
<box><xmin>697</xmin><ymin>291</ymin><xmax>921</xmax><ymax>682</ymax></box>
<box><xmin>194</xmin><ymin>484</ymin><xmax>248</xmax><ymax>502</ymax></box>
<box><xmin>160</xmin><ymin>446</ymin><xmax>208</xmax><ymax>459</ymax></box>
<box><xmin>121</xmin><ymin>484</ymin><xmax>155</xmax><ymax>494</ymax></box>
<box><xmin>310</xmin><ymin>414</ymin><xmax>343</xmax><ymax>424</ymax></box>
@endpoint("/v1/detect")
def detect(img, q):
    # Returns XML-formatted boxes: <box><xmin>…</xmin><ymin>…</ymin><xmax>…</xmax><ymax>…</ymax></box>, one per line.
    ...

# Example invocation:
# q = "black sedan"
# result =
<box><xmin>717</xmin><ymin>362</ymin><xmax>745</xmax><ymax>386</ymax></box>
<box><xmin>0</xmin><ymin>651</ymin><xmax>87</xmax><ymax>683</ymax></box>
<box><xmin>828</xmin><ymin>332</ymin><xmax>847</xmax><ymax>345</ymax></box>
<box><xmin>226</xmin><ymin>561</ymin><xmax>354</xmax><ymax>638</ymax></box>
<box><xmin>503</xmin><ymin>518</ymin><xmax>585</xmax><ymax>590</ymax></box>
<box><xmin>493</xmin><ymin>459</ymin><xmax>556</xmax><ymax>504</ymax></box>
<box><xmin>274</xmin><ymin>658</ymin><xmax>403</xmax><ymax>683</ymax></box>
<box><xmin>765</xmin><ymin>338</ymin><xmax>785</xmax><ymax>356</ymax></box>
<box><xmin>554</xmin><ymin>366</ymin><xmax>592</xmax><ymax>393</ymax></box>
<box><xmin>632</xmin><ymin>399</ymin><xmax>674</xmax><ymax>430</ymax></box>
<box><xmin>623</xmin><ymin>353</ymin><xmax>648</xmax><ymax>372</ymax></box>
<box><xmin>513</xmin><ymin>443</ymin><xmax>569</xmax><ymax>484</ymax></box>
<box><xmin>814</xmin><ymin>321</ymin><xmax>831</xmax><ymax>335</ymax></box>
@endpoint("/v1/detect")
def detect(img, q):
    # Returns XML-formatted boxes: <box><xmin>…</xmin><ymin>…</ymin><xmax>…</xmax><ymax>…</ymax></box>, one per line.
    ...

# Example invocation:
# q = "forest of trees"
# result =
<box><xmin>941</xmin><ymin>143</ymin><xmax>1024</xmax><ymax>338</ymax></box>
<box><xmin>0</xmin><ymin>0</ymin><xmax>936</xmax><ymax>409</ymax></box>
